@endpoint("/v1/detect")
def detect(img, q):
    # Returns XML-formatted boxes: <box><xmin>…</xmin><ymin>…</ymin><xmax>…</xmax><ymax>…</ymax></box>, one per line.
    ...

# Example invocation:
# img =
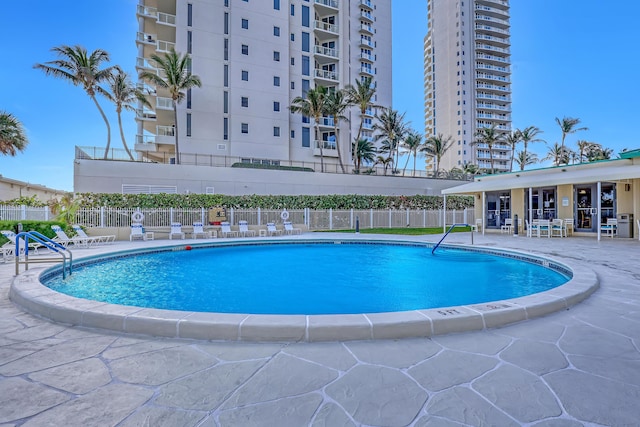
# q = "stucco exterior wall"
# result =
<box><xmin>74</xmin><ymin>160</ymin><xmax>466</xmax><ymax>196</ymax></box>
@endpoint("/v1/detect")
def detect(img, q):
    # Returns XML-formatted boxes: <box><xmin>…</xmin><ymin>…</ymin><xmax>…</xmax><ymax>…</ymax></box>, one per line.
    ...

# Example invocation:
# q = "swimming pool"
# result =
<box><xmin>42</xmin><ymin>241</ymin><xmax>570</xmax><ymax>315</ymax></box>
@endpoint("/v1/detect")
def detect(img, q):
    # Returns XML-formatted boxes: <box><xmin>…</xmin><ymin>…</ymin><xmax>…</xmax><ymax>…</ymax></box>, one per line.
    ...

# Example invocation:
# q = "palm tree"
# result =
<box><xmin>139</xmin><ymin>48</ymin><xmax>202</xmax><ymax>165</ymax></box>
<box><xmin>555</xmin><ymin>116</ymin><xmax>587</xmax><ymax>150</ymax></box>
<box><xmin>344</xmin><ymin>77</ymin><xmax>378</xmax><ymax>144</ymax></box>
<box><xmin>505</xmin><ymin>130</ymin><xmax>521</xmax><ymax>172</ymax></box>
<box><xmin>518</xmin><ymin>125</ymin><xmax>544</xmax><ymax>168</ymax></box>
<box><xmin>400</xmin><ymin>130</ymin><xmax>423</xmax><ymax>176</ymax></box>
<box><xmin>462</xmin><ymin>163</ymin><xmax>480</xmax><ymax>179</ymax></box>
<box><xmin>0</xmin><ymin>111</ymin><xmax>28</xmax><ymax>156</ymax></box>
<box><xmin>576</xmin><ymin>140</ymin><xmax>594</xmax><ymax>163</ymax></box>
<box><xmin>474</xmin><ymin>125</ymin><xmax>504</xmax><ymax>174</ymax></box>
<box><xmin>515</xmin><ymin>150</ymin><xmax>538</xmax><ymax>171</ymax></box>
<box><xmin>373</xmin><ymin>108</ymin><xmax>408</xmax><ymax>173</ymax></box>
<box><xmin>352</xmin><ymin>138</ymin><xmax>376</xmax><ymax>172</ymax></box>
<box><xmin>374</xmin><ymin>155</ymin><xmax>393</xmax><ymax>175</ymax></box>
<box><xmin>34</xmin><ymin>45</ymin><xmax>117</xmax><ymax>159</ymax></box>
<box><xmin>290</xmin><ymin>85</ymin><xmax>328</xmax><ymax>172</ymax></box>
<box><xmin>324</xmin><ymin>89</ymin><xmax>350</xmax><ymax>173</ymax></box>
<box><xmin>544</xmin><ymin>142</ymin><xmax>571</xmax><ymax>166</ymax></box>
<box><xmin>585</xmin><ymin>143</ymin><xmax>613</xmax><ymax>161</ymax></box>
<box><xmin>422</xmin><ymin>133</ymin><xmax>454</xmax><ymax>177</ymax></box>
<box><xmin>105</xmin><ymin>70</ymin><xmax>151</xmax><ymax>160</ymax></box>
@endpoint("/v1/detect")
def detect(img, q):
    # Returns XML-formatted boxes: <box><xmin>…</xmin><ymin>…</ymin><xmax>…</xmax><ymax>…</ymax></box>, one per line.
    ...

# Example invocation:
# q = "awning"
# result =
<box><xmin>442</xmin><ymin>160</ymin><xmax>640</xmax><ymax>195</ymax></box>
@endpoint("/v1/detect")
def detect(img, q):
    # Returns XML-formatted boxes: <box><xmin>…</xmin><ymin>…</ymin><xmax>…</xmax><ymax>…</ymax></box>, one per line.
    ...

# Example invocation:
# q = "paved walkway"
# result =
<box><xmin>0</xmin><ymin>234</ymin><xmax>639</xmax><ymax>426</ymax></box>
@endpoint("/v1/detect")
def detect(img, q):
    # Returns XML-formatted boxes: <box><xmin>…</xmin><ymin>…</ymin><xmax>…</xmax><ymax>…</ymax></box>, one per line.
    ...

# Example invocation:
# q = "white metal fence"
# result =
<box><xmin>1</xmin><ymin>205</ymin><xmax>476</xmax><ymax>230</ymax></box>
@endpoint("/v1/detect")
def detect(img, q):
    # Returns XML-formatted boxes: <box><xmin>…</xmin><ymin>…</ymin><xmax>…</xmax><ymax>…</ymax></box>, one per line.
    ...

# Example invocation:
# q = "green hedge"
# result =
<box><xmin>0</xmin><ymin>221</ymin><xmax>68</xmax><ymax>246</ymax></box>
<box><xmin>76</xmin><ymin>193</ymin><xmax>473</xmax><ymax>210</ymax></box>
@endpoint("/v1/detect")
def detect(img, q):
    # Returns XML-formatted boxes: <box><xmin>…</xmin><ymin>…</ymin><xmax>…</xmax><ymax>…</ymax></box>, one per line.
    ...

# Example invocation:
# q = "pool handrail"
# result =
<box><xmin>432</xmin><ymin>223</ymin><xmax>472</xmax><ymax>254</ymax></box>
<box><xmin>14</xmin><ymin>231</ymin><xmax>73</xmax><ymax>278</ymax></box>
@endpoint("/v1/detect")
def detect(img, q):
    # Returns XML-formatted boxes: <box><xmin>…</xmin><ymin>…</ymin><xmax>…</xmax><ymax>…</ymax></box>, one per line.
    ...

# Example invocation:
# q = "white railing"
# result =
<box><xmin>156</xmin><ymin>97</ymin><xmax>173</xmax><ymax>110</ymax></box>
<box><xmin>68</xmin><ymin>207</ymin><xmax>474</xmax><ymax>231</ymax></box>
<box><xmin>360</xmin><ymin>38</ymin><xmax>373</xmax><ymax>47</ymax></box>
<box><xmin>0</xmin><ymin>205</ymin><xmax>52</xmax><ymax>221</ymax></box>
<box><xmin>157</xmin><ymin>40</ymin><xmax>176</xmax><ymax>52</ymax></box>
<box><xmin>157</xmin><ymin>125</ymin><xmax>175</xmax><ymax>136</ymax></box>
<box><xmin>136</xmin><ymin>134</ymin><xmax>155</xmax><ymax>144</ymax></box>
<box><xmin>157</xmin><ymin>12</ymin><xmax>176</xmax><ymax>25</ymax></box>
<box><xmin>314</xmin><ymin>45</ymin><xmax>339</xmax><ymax>57</ymax></box>
<box><xmin>137</xmin><ymin>32</ymin><xmax>157</xmax><ymax>44</ymax></box>
<box><xmin>137</xmin><ymin>5</ymin><xmax>157</xmax><ymax>18</ymax></box>
<box><xmin>136</xmin><ymin>109</ymin><xmax>157</xmax><ymax>120</ymax></box>
<box><xmin>314</xmin><ymin>20</ymin><xmax>339</xmax><ymax>33</ymax></box>
<box><xmin>314</xmin><ymin>0</ymin><xmax>338</xmax><ymax>8</ymax></box>
<box><xmin>314</xmin><ymin>68</ymin><xmax>339</xmax><ymax>81</ymax></box>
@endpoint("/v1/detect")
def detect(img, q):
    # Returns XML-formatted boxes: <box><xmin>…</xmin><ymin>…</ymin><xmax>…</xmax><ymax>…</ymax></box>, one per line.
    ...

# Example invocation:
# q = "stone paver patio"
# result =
<box><xmin>0</xmin><ymin>233</ymin><xmax>639</xmax><ymax>426</ymax></box>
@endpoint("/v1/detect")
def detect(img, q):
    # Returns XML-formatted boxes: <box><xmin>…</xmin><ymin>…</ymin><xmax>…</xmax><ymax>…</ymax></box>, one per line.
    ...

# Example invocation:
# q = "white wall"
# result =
<box><xmin>74</xmin><ymin>159</ymin><xmax>467</xmax><ymax>196</ymax></box>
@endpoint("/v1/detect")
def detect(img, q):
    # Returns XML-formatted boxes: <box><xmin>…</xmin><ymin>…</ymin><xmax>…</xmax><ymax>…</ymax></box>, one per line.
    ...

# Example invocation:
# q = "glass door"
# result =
<box><xmin>485</xmin><ymin>192</ymin><xmax>510</xmax><ymax>229</ymax></box>
<box><xmin>575</xmin><ymin>186</ymin><xmax>595</xmax><ymax>232</ymax></box>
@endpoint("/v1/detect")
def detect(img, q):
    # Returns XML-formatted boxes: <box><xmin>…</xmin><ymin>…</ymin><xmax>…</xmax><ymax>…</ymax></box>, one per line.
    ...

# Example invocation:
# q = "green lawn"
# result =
<box><xmin>316</xmin><ymin>226</ymin><xmax>472</xmax><ymax>235</ymax></box>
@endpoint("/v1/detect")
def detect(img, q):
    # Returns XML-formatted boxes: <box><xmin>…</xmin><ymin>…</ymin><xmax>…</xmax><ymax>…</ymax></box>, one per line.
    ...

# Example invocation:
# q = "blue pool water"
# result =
<box><xmin>43</xmin><ymin>242</ymin><xmax>570</xmax><ymax>315</ymax></box>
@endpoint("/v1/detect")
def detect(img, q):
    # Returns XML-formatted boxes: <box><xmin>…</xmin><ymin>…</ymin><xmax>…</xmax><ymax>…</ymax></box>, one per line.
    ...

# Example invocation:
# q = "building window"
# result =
<box><xmin>274</xmin><ymin>0</ymin><xmax>280</xmax><ymax>9</ymax></box>
<box><xmin>187</xmin><ymin>31</ymin><xmax>192</xmax><ymax>54</ymax></box>
<box><xmin>241</xmin><ymin>18</ymin><xmax>249</xmax><ymax>29</ymax></box>
<box><xmin>302</xmin><ymin>127</ymin><xmax>310</xmax><ymax>147</ymax></box>
<box><xmin>242</xmin><ymin>44</ymin><xmax>248</xmax><ymax>55</ymax></box>
<box><xmin>223</xmin><ymin>91</ymin><xmax>228</xmax><ymax>113</ymax></box>
<box><xmin>223</xmin><ymin>117</ymin><xmax>228</xmax><ymax>140</ymax></box>
<box><xmin>187</xmin><ymin>88</ymin><xmax>192</xmax><ymax>109</ymax></box>
<box><xmin>274</xmin><ymin>127</ymin><xmax>280</xmax><ymax>136</ymax></box>
<box><xmin>301</xmin><ymin>32</ymin><xmax>310</xmax><ymax>52</ymax></box>
<box><xmin>290</xmin><ymin>81</ymin><xmax>295</xmax><ymax>90</ymax></box>
<box><xmin>186</xmin><ymin>113</ymin><xmax>192</xmax><ymax>137</ymax></box>
<box><xmin>224</xmin><ymin>12</ymin><xmax>229</xmax><ymax>34</ymax></box>
<box><xmin>273</xmin><ymin>101</ymin><xmax>280</xmax><ymax>111</ymax></box>
<box><xmin>273</xmin><ymin>26</ymin><xmax>280</xmax><ymax>36</ymax></box>
<box><xmin>224</xmin><ymin>65</ymin><xmax>228</xmax><ymax>86</ymax></box>
<box><xmin>224</xmin><ymin>39</ymin><xmax>228</xmax><ymax>60</ymax></box>
<box><xmin>242</xmin><ymin>70</ymin><xmax>249</xmax><ymax>81</ymax></box>
<box><xmin>290</xmin><ymin>57</ymin><xmax>295</xmax><ymax>66</ymax></box>
<box><xmin>273</xmin><ymin>51</ymin><xmax>280</xmax><ymax>61</ymax></box>
<box><xmin>187</xmin><ymin>3</ymin><xmax>192</xmax><ymax>26</ymax></box>
<box><xmin>273</xmin><ymin>76</ymin><xmax>280</xmax><ymax>86</ymax></box>
<box><xmin>302</xmin><ymin>5</ymin><xmax>309</xmax><ymax>27</ymax></box>
<box><xmin>302</xmin><ymin>55</ymin><xmax>310</xmax><ymax>76</ymax></box>
<box><xmin>290</xmin><ymin>4</ymin><xmax>295</xmax><ymax>15</ymax></box>
<box><xmin>302</xmin><ymin>79</ymin><xmax>310</xmax><ymax>97</ymax></box>
<box><xmin>241</xmin><ymin>123</ymin><xmax>249</xmax><ymax>134</ymax></box>
<box><xmin>290</xmin><ymin>130</ymin><xmax>295</xmax><ymax>138</ymax></box>
<box><xmin>290</xmin><ymin>33</ymin><xmax>295</xmax><ymax>41</ymax></box>
<box><xmin>241</xmin><ymin>97</ymin><xmax>248</xmax><ymax>107</ymax></box>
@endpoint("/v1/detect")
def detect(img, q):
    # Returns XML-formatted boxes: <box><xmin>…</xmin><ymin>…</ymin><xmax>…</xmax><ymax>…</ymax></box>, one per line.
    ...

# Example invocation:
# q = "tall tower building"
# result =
<box><xmin>135</xmin><ymin>0</ymin><xmax>392</xmax><ymax>169</ymax></box>
<box><xmin>423</xmin><ymin>0</ymin><xmax>511</xmax><ymax>173</ymax></box>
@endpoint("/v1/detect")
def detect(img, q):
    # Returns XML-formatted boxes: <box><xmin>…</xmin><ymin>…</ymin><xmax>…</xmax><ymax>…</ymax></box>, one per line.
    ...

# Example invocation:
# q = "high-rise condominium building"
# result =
<box><xmin>423</xmin><ymin>0</ymin><xmax>511</xmax><ymax>173</ymax></box>
<box><xmin>135</xmin><ymin>0</ymin><xmax>392</xmax><ymax>169</ymax></box>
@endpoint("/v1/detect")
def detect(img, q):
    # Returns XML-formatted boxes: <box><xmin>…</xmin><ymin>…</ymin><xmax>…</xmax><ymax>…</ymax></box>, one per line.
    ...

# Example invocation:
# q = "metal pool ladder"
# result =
<box><xmin>432</xmin><ymin>223</ymin><xmax>473</xmax><ymax>254</ymax></box>
<box><xmin>14</xmin><ymin>231</ymin><xmax>73</xmax><ymax>278</ymax></box>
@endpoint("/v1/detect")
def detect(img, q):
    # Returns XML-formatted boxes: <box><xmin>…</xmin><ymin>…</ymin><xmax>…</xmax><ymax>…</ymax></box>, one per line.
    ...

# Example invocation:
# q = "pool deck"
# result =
<box><xmin>1</xmin><ymin>233</ymin><xmax>639</xmax><ymax>426</ymax></box>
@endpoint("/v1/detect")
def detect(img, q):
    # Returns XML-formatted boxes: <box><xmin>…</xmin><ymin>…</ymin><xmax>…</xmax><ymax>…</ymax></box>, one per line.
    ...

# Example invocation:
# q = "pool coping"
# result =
<box><xmin>9</xmin><ymin>239</ymin><xmax>599</xmax><ymax>342</ymax></box>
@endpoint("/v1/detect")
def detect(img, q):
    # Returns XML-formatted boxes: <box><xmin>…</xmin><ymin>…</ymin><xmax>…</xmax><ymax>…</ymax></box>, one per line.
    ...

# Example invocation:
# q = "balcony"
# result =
<box><xmin>475</xmin><ymin>24</ymin><xmax>509</xmax><ymax>36</ymax></box>
<box><xmin>476</xmin><ymin>53</ymin><xmax>508</xmax><ymax>64</ymax></box>
<box><xmin>314</xmin><ymin>20</ymin><xmax>339</xmax><ymax>34</ymax></box>
<box><xmin>136</xmin><ymin>108</ymin><xmax>157</xmax><ymax>121</ymax></box>
<box><xmin>137</xmin><ymin>82</ymin><xmax>156</xmax><ymax>96</ymax></box>
<box><xmin>477</xmin><ymin>112</ymin><xmax>510</xmax><ymax>121</ymax></box>
<box><xmin>478</xmin><ymin>0</ymin><xmax>509</xmax><ymax>10</ymax></box>
<box><xmin>474</xmin><ymin>34</ymin><xmax>510</xmax><ymax>46</ymax></box>
<box><xmin>314</xmin><ymin>0</ymin><xmax>338</xmax><ymax>9</ymax></box>
<box><xmin>360</xmin><ymin>10</ymin><xmax>373</xmax><ymax>22</ymax></box>
<box><xmin>476</xmin><ymin>83</ymin><xmax>509</xmax><ymax>92</ymax></box>
<box><xmin>314</xmin><ymin>68</ymin><xmax>339</xmax><ymax>82</ymax></box>
<box><xmin>359</xmin><ymin>23</ymin><xmax>374</xmax><ymax>34</ymax></box>
<box><xmin>157</xmin><ymin>39</ymin><xmax>175</xmax><ymax>53</ymax></box>
<box><xmin>359</xmin><ymin>38</ymin><xmax>374</xmax><ymax>48</ymax></box>
<box><xmin>475</xmin><ymin>43</ymin><xmax>510</xmax><ymax>54</ymax></box>
<box><xmin>314</xmin><ymin>140</ymin><xmax>339</xmax><ymax>157</ymax></box>
<box><xmin>477</xmin><ymin>92</ymin><xmax>510</xmax><ymax>101</ymax></box>
<box><xmin>360</xmin><ymin>0</ymin><xmax>372</xmax><ymax>9</ymax></box>
<box><xmin>136</xmin><ymin>57</ymin><xmax>158</xmax><ymax>72</ymax></box>
<box><xmin>136</xmin><ymin>5</ymin><xmax>176</xmax><ymax>26</ymax></box>
<box><xmin>477</xmin><ymin>102</ymin><xmax>510</xmax><ymax>111</ymax></box>
<box><xmin>475</xmin><ymin>4</ymin><xmax>509</xmax><ymax>18</ymax></box>
<box><xmin>136</xmin><ymin>32</ymin><xmax>157</xmax><ymax>46</ymax></box>
<box><xmin>319</xmin><ymin>116</ymin><xmax>335</xmax><ymax>128</ymax></box>
<box><xmin>314</xmin><ymin>45</ymin><xmax>339</xmax><ymax>59</ymax></box>
<box><xmin>475</xmin><ymin>14</ymin><xmax>509</xmax><ymax>28</ymax></box>
<box><xmin>359</xmin><ymin>66</ymin><xmax>373</xmax><ymax>76</ymax></box>
<box><xmin>476</xmin><ymin>73</ymin><xmax>510</xmax><ymax>83</ymax></box>
<box><xmin>360</xmin><ymin>52</ymin><xmax>374</xmax><ymax>62</ymax></box>
<box><xmin>156</xmin><ymin>97</ymin><xmax>173</xmax><ymax>110</ymax></box>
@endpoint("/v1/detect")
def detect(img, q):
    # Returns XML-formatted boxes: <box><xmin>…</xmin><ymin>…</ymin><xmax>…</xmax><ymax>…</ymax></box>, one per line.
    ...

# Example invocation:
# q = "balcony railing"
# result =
<box><xmin>476</xmin><ymin>83</ymin><xmax>509</xmax><ymax>91</ymax></box>
<box><xmin>475</xmin><ymin>14</ymin><xmax>509</xmax><ymax>27</ymax></box>
<box><xmin>360</xmin><ymin>67</ymin><xmax>373</xmax><ymax>75</ymax></box>
<box><xmin>157</xmin><ymin>12</ymin><xmax>176</xmax><ymax>26</ymax></box>
<box><xmin>314</xmin><ymin>69</ymin><xmax>339</xmax><ymax>81</ymax></box>
<box><xmin>360</xmin><ymin>0</ymin><xmax>372</xmax><ymax>8</ymax></box>
<box><xmin>475</xmin><ymin>24</ymin><xmax>509</xmax><ymax>35</ymax></box>
<box><xmin>137</xmin><ymin>5</ymin><xmax>158</xmax><ymax>18</ymax></box>
<box><xmin>360</xmin><ymin>52</ymin><xmax>374</xmax><ymax>61</ymax></box>
<box><xmin>314</xmin><ymin>0</ymin><xmax>338</xmax><ymax>9</ymax></box>
<box><xmin>157</xmin><ymin>40</ymin><xmax>176</xmax><ymax>52</ymax></box>
<box><xmin>476</xmin><ymin>53</ymin><xmax>508</xmax><ymax>63</ymax></box>
<box><xmin>360</xmin><ymin>11</ymin><xmax>373</xmax><ymax>21</ymax></box>
<box><xmin>314</xmin><ymin>20</ymin><xmax>339</xmax><ymax>33</ymax></box>
<box><xmin>477</xmin><ymin>103</ymin><xmax>510</xmax><ymax>111</ymax></box>
<box><xmin>136</xmin><ymin>5</ymin><xmax>176</xmax><ymax>25</ymax></box>
<box><xmin>314</xmin><ymin>45</ymin><xmax>339</xmax><ymax>58</ymax></box>
<box><xmin>360</xmin><ymin>24</ymin><xmax>373</xmax><ymax>33</ymax></box>
<box><xmin>136</xmin><ymin>57</ymin><xmax>158</xmax><ymax>70</ymax></box>
<box><xmin>136</xmin><ymin>82</ymin><xmax>156</xmax><ymax>95</ymax></box>
<box><xmin>476</xmin><ymin>73</ymin><xmax>510</xmax><ymax>82</ymax></box>
<box><xmin>476</xmin><ymin>63</ymin><xmax>509</xmax><ymax>72</ymax></box>
<box><xmin>136</xmin><ymin>109</ymin><xmax>157</xmax><ymax>120</ymax></box>
<box><xmin>360</xmin><ymin>38</ymin><xmax>374</xmax><ymax>48</ymax></box>
<box><xmin>156</xmin><ymin>97</ymin><xmax>173</xmax><ymax>110</ymax></box>
<box><xmin>475</xmin><ymin>4</ymin><xmax>509</xmax><ymax>16</ymax></box>
<box><xmin>477</xmin><ymin>92</ymin><xmax>510</xmax><ymax>101</ymax></box>
<box><xmin>475</xmin><ymin>43</ymin><xmax>510</xmax><ymax>54</ymax></box>
<box><xmin>319</xmin><ymin>117</ymin><xmax>335</xmax><ymax>127</ymax></box>
<box><xmin>157</xmin><ymin>125</ymin><xmax>175</xmax><ymax>136</ymax></box>
<box><xmin>137</xmin><ymin>32</ymin><xmax>157</xmax><ymax>44</ymax></box>
<box><xmin>136</xmin><ymin>134</ymin><xmax>156</xmax><ymax>144</ymax></box>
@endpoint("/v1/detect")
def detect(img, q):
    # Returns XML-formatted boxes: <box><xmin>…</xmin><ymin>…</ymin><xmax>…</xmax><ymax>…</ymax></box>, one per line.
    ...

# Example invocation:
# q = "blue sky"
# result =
<box><xmin>1</xmin><ymin>1</ymin><xmax>638</xmax><ymax>192</ymax></box>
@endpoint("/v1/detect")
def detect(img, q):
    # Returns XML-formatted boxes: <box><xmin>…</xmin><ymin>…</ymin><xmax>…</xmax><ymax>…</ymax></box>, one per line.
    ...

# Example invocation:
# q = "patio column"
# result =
<box><xmin>443</xmin><ymin>194</ymin><xmax>447</xmax><ymax>233</ymax></box>
<box><xmin>529</xmin><ymin>187</ymin><xmax>533</xmax><ymax>232</ymax></box>
<box><xmin>482</xmin><ymin>192</ymin><xmax>486</xmax><ymax>235</ymax></box>
<box><xmin>597</xmin><ymin>181</ymin><xmax>602</xmax><ymax>241</ymax></box>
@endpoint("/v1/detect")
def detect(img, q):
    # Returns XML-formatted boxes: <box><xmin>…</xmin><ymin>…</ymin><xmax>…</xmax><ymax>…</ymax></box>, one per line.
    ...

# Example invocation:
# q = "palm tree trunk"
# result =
<box><xmin>489</xmin><ymin>149</ymin><xmax>495</xmax><ymax>174</ymax></box>
<box><xmin>315</xmin><ymin>123</ymin><xmax>323</xmax><ymax>173</ymax></box>
<box><xmin>402</xmin><ymin>152</ymin><xmax>410</xmax><ymax>176</ymax></box>
<box><xmin>173</xmin><ymin>101</ymin><xmax>180</xmax><ymax>165</ymax></box>
<box><xmin>412</xmin><ymin>152</ymin><xmax>417</xmax><ymax>177</ymax></box>
<box><xmin>333</xmin><ymin>123</ymin><xmax>346</xmax><ymax>174</ymax></box>
<box><xmin>117</xmin><ymin>109</ymin><xmax>135</xmax><ymax>161</ymax></box>
<box><xmin>92</xmin><ymin>95</ymin><xmax>111</xmax><ymax>160</ymax></box>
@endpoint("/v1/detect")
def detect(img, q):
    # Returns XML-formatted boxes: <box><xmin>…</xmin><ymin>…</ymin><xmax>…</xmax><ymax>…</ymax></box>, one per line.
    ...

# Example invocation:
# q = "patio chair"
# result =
<box><xmin>51</xmin><ymin>225</ymin><xmax>89</xmax><ymax>248</ymax></box>
<box><xmin>537</xmin><ymin>219</ymin><xmax>551</xmax><ymax>238</ymax></box>
<box><xmin>563</xmin><ymin>218</ymin><xmax>574</xmax><ymax>237</ymax></box>
<box><xmin>1</xmin><ymin>230</ymin><xmax>43</xmax><ymax>254</ymax></box>
<box><xmin>169</xmin><ymin>223</ymin><xmax>185</xmax><ymax>240</ymax></box>
<box><xmin>191</xmin><ymin>222</ymin><xmax>215</xmax><ymax>239</ymax></box>
<box><xmin>72</xmin><ymin>225</ymin><xmax>115</xmax><ymax>245</ymax></box>
<box><xmin>551</xmin><ymin>219</ymin><xmax>564</xmax><ymax>238</ymax></box>
<box><xmin>600</xmin><ymin>218</ymin><xmax>617</xmax><ymax>238</ymax></box>
<box><xmin>471</xmin><ymin>218</ymin><xmax>483</xmax><ymax>232</ymax></box>
<box><xmin>130</xmin><ymin>223</ymin><xmax>148</xmax><ymax>241</ymax></box>
<box><xmin>283</xmin><ymin>221</ymin><xmax>302</xmax><ymax>235</ymax></box>
<box><xmin>266</xmin><ymin>222</ymin><xmax>282</xmax><ymax>236</ymax></box>
<box><xmin>500</xmin><ymin>218</ymin><xmax>513</xmax><ymax>234</ymax></box>
<box><xmin>238</xmin><ymin>220</ymin><xmax>256</xmax><ymax>237</ymax></box>
<box><xmin>220</xmin><ymin>221</ymin><xmax>239</xmax><ymax>238</ymax></box>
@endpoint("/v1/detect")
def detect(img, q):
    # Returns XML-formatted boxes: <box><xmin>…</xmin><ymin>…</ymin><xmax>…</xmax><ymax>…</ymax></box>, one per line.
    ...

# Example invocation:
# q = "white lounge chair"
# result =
<box><xmin>537</xmin><ymin>219</ymin><xmax>551</xmax><ymax>238</ymax></box>
<box><xmin>238</xmin><ymin>220</ymin><xmax>256</xmax><ymax>237</ymax></box>
<box><xmin>169</xmin><ymin>223</ymin><xmax>185</xmax><ymax>240</ymax></box>
<box><xmin>500</xmin><ymin>218</ymin><xmax>513</xmax><ymax>234</ymax></box>
<box><xmin>191</xmin><ymin>222</ymin><xmax>215</xmax><ymax>239</ymax></box>
<box><xmin>1</xmin><ymin>230</ymin><xmax>42</xmax><ymax>254</ymax></box>
<box><xmin>471</xmin><ymin>218</ymin><xmax>482</xmax><ymax>232</ymax></box>
<box><xmin>220</xmin><ymin>221</ymin><xmax>239</xmax><ymax>238</ymax></box>
<box><xmin>72</xmin><ymin>225</ymin><xmax>115</xmax><ymax>245</ymax></box>
<box><xmin>266</xmin><ymin>222</ymin><xmax>282</xmax><ymax>236</ymax></box>
<box><xmin>51</xmin><ymin>225</ymin><xmax>89</xmax><ymax>247</ymax></box>
<box><xmin>130</xmin><ymin>223</ymin><xmax>148</xmax><ymax>241</ymax></box>
<box><xmin>551</xmin><ymin>219</ymin><xmax>564</xmax><ymax>237</ymax></box>
<box><xmin>283</xmin><ymin>221</ymin><xmax>302</xmax><ymax>235</ymax></box>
